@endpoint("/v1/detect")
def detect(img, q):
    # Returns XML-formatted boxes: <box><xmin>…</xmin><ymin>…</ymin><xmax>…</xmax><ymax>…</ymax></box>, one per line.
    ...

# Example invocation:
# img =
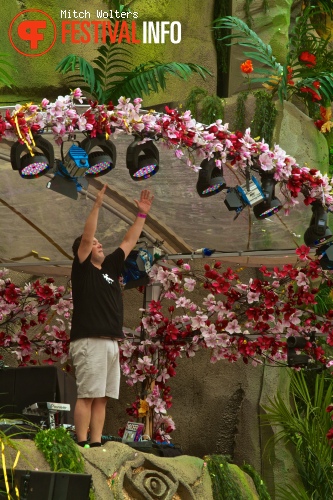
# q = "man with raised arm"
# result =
<box><xmin>70</xmin><ymin>184</ymin><xmax>154</xmax><ymax>448</ymax></box>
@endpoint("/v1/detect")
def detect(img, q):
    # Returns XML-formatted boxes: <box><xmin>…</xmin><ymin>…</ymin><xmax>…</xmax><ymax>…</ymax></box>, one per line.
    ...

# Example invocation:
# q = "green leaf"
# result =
<box><xmin>0</xmin><ymin>53</ymin><xmax>16</xmax><ymax>88</ymax></box>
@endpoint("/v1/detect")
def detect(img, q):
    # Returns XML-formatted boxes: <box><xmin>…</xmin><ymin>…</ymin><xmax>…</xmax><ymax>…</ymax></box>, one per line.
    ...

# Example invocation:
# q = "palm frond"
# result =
<box><xmin>56</xmin><ymin>55</ymin><xmax>98</xmax><ymax>94</ymax></box>
<box><xmin>275</xmin><ymin>482</ymin><xmax>309</xmax><ymax>500</ymax></box>
<box><xmin>106</xmin><ymin>61</ymin><xmax>212</xmax><ymax>102</ymax></box>
<box><xmin>0</xmin><ymin>53</ymin><xmax>16</xmax><ymax>88</ymax></box>
<box><xmin>262</xmin><ymin>370</ymin><xmax>333</xmax><ymax>498</ymax></box>
<box><xmin>288</xmin><ymin>7</ymin><xmax>333</xmax><ymax>73</ymax></box>
<box><xmin>213</xmin><ymin>16</ymin><xmax>283</xmax><ymax>76</ymax></box>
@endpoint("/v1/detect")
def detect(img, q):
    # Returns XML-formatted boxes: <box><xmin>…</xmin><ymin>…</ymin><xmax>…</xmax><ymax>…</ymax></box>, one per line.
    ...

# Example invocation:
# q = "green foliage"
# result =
<box><xmin>185</xmin><ymin>87</ymin><xmax>224</xmax><ymax>124</ymax></box>
<box><xmin>313</xmin><ymin>282</ymin><xmax>333</xmax><ymax>314</ymax></box>
<box><xmin>185</xmin><ymin>87</ymin><xmax>208</xmax><ymax>117</ymax></box>
<box><xmin>288</xmin><ymin>8</ymin><xmax>333</xmax><ymax>72</ymax></box>
<box><xmin>201</xmin><ymin>95</ymin><xmax>225</xmax><ymax>124</ymax></box>
<box><xmin>233</xmin><ymin>90</ymin><xmax>276</xmax><ymax>145</ymax></box>
<box><xmin>35</xmin><ymin>427</ymin><xmax>85</xmax><ymax>474</ymax></box>
<box><xmin>56</xmin><ymin>42</ymin><xmax>211</xmax><ymax>104</ymax></box>
<box><xmin>241</xmin><ymin>464</ymin><xmax>271</xmax><ymax>500</ymax></box>
<box><xmin>0</xmin><ymin>53</ymin><xmax>16</xmax><ymax>88</ymax></box>
<box><xmin>213</xmin><ymin>16</ymin><xmax>284</xmax><ymax>89</ymax></box>
<box><xmin>214</xmin><ymin>12</ymin><xmax>333</xmax><ymax>111</ymax></box>
<box><xmin>261</xmin><ymin>370</ymin><xmax>333</xmax><ymax>499</ymax></box>
<box><xmin>251</xmin><ymin>90</ymin><xmax>277</xmax><ymax>145</ymax></box>
<box><xmin>234</xmin><ymin>91</ymin><xmax>249</xmax><ymax>132</ymax></box>
<box><xmin>303</xmin><ymin>0</ymin><xmax>333</xmax><ymax>16</ymax></box>
<box><xmin>205</xmin><ymin>455</ymin><xmax>243</xmax><ymax>499</ymax></box>
<box><xmin>111</xmin><ymin>61</ymin><xmax>211</xmax><ymax>103</ymax></box>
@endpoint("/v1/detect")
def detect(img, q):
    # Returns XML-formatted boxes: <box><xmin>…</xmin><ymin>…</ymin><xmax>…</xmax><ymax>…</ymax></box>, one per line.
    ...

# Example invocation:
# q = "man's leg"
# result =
<box><xmin>89</xmin><ymin>396</ymin><xmax>108</xmax><ymax>443</ymax></box>
<box><xmin>74</xmin><ymin>397</ymin><xmax>93</xmax><ymax>443</ymax></box>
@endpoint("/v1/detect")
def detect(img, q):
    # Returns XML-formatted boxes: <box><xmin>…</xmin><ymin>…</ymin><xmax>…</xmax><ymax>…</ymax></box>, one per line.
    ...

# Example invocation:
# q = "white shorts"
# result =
<box><xmin>69</xmin><ymin>338</ymin><xmax>120</xmax><ymax>399</ymax></box>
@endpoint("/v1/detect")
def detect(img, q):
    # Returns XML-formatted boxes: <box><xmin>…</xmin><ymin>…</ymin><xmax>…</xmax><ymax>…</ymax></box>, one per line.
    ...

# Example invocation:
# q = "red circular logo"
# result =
<box><xmin>9</xmin><ymin>9</ymin><xmax>56</xmax><ymax>57</ymax></box>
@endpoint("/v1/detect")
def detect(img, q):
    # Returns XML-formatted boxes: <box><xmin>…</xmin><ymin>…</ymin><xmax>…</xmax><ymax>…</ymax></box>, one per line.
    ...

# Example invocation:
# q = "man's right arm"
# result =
<box><xmin>77</xmin><ymin>184</ymin><xmax>107</xmax><ymax>263</ymax></box>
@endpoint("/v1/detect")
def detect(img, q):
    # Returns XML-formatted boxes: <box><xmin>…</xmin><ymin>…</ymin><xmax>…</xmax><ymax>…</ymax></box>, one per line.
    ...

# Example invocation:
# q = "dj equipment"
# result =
<box><xmin>0</xmin><ymin>366</ymin><xmax>76</xmax><ymax>426</ymax></box>
<box><xmin>23</xmin><ymin>402</ymin><xmax>71</xmax><ymax>429</ymax></box>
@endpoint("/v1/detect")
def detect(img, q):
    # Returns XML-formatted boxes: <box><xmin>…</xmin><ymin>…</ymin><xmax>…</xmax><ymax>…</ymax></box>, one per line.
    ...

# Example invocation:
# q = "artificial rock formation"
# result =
<box><xmin>0</xmin><ymin>439</ymin><xmax>260</xmax><ymax>499</ymax></box>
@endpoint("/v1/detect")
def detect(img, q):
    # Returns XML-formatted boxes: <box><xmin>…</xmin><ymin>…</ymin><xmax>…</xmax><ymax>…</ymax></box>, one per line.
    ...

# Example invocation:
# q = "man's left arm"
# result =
<box><xmin>119</xmin><ymin>189</ymin><xmax>154</xmax><ymax>259</ymax></box>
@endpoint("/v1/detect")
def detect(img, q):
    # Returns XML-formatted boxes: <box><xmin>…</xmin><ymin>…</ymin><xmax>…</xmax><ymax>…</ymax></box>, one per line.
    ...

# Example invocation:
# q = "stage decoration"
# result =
<box><xmin>1</xmin><ymin>89</ymin><xmax>333</xmax><ymax>216</ymax></box>
<box><xmin>1</xmin><ymin>245</ymin><xmax>333</xmax><ymax>440</ymax></box>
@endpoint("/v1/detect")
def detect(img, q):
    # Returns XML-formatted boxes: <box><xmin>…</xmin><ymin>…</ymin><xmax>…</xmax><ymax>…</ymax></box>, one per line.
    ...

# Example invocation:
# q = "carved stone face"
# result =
<box><xmin>123</xmin><ymin>456</ymin><xmax>196</xmax><ymax>499</ymax></box>
<box><xmin>123</xmin><ymin>454</ymin><xmax>196</xmax><ymax>500</ymax></box>
<box><xmin>96</xmin><ymin>442</ymin><xmax>210</xmax><ymax>500</ymax></box>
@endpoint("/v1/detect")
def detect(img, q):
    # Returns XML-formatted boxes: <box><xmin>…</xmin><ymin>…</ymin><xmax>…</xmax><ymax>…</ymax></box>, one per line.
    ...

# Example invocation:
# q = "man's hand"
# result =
<box><xmin>134</xmin><ymin>189</ymin><xmax>154</xmax><ymax>214</ymax></box>
<box><xmin>95</xmin><ymin>184</ymin><xmax>107</xmax><ymax>208</ymax></box>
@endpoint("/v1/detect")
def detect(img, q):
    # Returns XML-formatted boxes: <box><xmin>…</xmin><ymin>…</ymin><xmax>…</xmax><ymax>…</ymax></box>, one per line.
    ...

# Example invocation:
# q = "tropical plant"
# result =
<box><xmin>55</xmin><ymin>2</ymin><xmax>211</xmax><ymax>103</ymax></box>
<box><xmin>261</xmin><ymin>370</ymin><xmax>333</xmax><ymax>499</ymax></box>
<box><xmin>213</xmin><ymin>16</ymin><xmax>285</xmax><ymax>99</ymax></box>
<box><xmin>214</xmin><ymin>9</ymin><xmax>333</xmax><ymax>124</ymax></box>
<box><xmin>185</xmin><ymin>86</ymin><xmax>225</xmax><ymax>124</ymax></box>
<box><xmin>56</xmin><ymin>46</ymin><xmax>211</xmax><ymax>104</ymax></box>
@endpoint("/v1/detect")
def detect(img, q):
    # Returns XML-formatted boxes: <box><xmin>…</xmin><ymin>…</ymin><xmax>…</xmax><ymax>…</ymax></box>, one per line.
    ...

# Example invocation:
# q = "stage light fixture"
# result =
<box><xmin>196</xmin><ymin>156</ymin><xmax>226</xmax><ymax>197</ymax></box>
<box><xmin>252</xmin><ymin>172</ymin><xmax>283</xmax><ymax>219</ymax></box>
<box><xmin>126</xmin><ymin>139</ymin><xmax>159</xmax><ymax>180</ymax></box>
<box><xmin>80</xmin><ymin>135</ymin><xmax>116</xmax><ymax>178</ymax></box>
<box><xmin>46</xmin><ymin>141</ymin><xmax>90</xmax><ymax>200</ymax></box>
<box><xmin>304</xmin><ymin>201</ymin><xmax>332</xmax><ymax>247</ymax></box>
<box><xmin>10</xmin><ymin>135</ymin><xmax>54</xmax><ymax>179</ymax></box>
<box><xmin>224</xmin><ymin>176</ymin><xmax>264</xmax><ymax>215</ymax></box>
<box><xmin>316</xmin><ymin>241</ymin><xmax>333</xmax><ymax>270</ymax></box>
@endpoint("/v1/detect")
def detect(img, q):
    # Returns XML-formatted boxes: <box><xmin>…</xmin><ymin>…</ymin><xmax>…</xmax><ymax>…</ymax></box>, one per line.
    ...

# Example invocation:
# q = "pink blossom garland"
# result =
<box><xmin>0</xmin><ymin>90</ymin><xmax>332</xmax><ymax>214</ymax></box>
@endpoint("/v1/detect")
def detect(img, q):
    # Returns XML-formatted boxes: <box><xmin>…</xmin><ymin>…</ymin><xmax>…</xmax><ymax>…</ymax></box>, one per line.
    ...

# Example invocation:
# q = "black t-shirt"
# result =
<box><xmin>70</xmin><ymin>247</ymin><xmax>125</xmax><ymax>341</ymax></box>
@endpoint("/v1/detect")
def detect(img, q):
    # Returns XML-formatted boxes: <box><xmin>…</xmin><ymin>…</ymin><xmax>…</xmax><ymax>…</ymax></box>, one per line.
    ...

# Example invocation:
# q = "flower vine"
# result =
<box><xmin>1</xmin><ymin>89</ymin><xmax>333</xmax><ymax>216</ymax></box>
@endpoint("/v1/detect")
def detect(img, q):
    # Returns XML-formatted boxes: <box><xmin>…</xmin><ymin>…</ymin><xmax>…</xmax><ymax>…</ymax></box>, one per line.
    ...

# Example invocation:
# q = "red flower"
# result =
<box><xmin>299</xmin><ymin>51</ymin><xmax>317</xmax><ymax>68</ymax></box>
<box><xmin>240</xmin><ymin>60</ymin><xmax>253</xmax><ymax>74</ymax></box>
<box><xmin>36</xmin><ymin>284</ymin><xmax>54</xmax><ymax>300</ymax></box>
<box><xmin>300</xmin><ymin>81</ymin><xmax>321</xmax><ymax>102</ymax></box>
<box><xmin>296</xmin><ymin>245</ymin><xmax>310</xmax><ymax>261</ymax></box>
<box><xmin>259</xmin><ymin>265</ymin><xmax>272</xmax><ymax>277</ymax></box>
<box><xmin>315</xmin><ymin>119</ymin><xmax>325</xmax><ymax>130</ymax></box>
<box><xmin>42</xmin><ymin>358</ymin><xmax>56</xmax><ymax>365</ymax></box>
<box><xmin>287</xmin><ymin>66</ymin><xmax>295</xmax><ymax>86</ymax></box>
<box><xmin>4</xmin><ymin>284</ymin><xmax>20</xmax><ymax>304</ymax></box>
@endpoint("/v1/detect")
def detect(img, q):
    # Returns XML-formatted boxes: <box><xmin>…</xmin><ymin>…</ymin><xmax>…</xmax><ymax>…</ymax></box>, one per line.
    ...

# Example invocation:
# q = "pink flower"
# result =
<box><xmin>71</xmin><ymin>88</ymin><xmax>85</xmax><ymax>103</ymax></box>
<box><xmin>184</xmin><ymin>278</ymin><xmax>196</xmax><ymax>291</ymax></box>
<box><xmin>225</xmin><ymin>319</ymin><xmax>241</xmax><ymax>335</ymax></box>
